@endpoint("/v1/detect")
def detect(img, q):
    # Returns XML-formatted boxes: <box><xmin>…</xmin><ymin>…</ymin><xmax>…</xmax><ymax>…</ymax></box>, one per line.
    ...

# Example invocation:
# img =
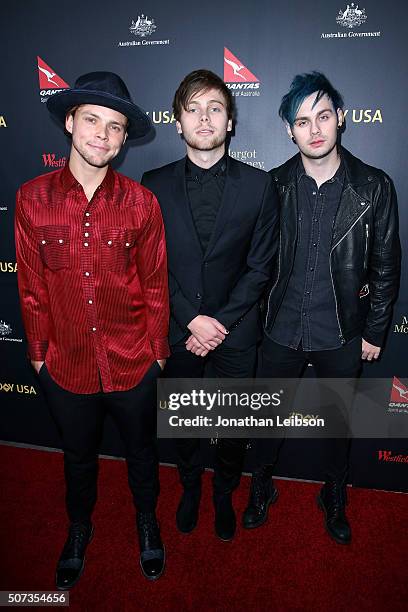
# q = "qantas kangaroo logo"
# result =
<box><xmin>37</xmin><ymin>57</ymin><xmax>69</xmax><ymax>90</ymax></box>
<box><xmin>224</xmin><ymin>48</ymin><xmax>259</xmax><ymax>83</ymax></box>
<box><xmin>391</xmin><ymin>377</ymin><xmax>408</xmax><ymax>403</ymax></box>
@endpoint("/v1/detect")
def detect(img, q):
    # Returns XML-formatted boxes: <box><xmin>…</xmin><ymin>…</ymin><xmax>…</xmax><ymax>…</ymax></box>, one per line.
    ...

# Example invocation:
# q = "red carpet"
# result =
<box><xmin>0</xmin><ymin>444</ymin><xmax>407</xmax><ymax>611</ymax></box>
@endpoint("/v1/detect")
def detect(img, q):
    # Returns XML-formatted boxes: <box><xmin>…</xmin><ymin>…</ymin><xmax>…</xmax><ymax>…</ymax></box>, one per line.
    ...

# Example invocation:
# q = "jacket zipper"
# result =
<box><xmin>364</xmin><ymin>223</ymin><xmax>369</xmax><ymax>270</ymax></box>
<box><xmin>329</xmin><ymin>207</ymin><xmax>371</xmax><ymax>343</ymax></box>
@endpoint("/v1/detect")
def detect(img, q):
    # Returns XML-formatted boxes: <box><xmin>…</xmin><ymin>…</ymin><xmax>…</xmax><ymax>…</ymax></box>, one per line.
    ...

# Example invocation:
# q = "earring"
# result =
<box><xmin>291</xmin><ymin>136</ymin><xmax>296</xmax><ymax>144</ymax></box>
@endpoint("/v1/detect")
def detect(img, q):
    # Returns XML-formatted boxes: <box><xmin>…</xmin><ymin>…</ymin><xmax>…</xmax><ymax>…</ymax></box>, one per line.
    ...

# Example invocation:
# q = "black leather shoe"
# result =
<box><xmin>243</xmin><ymin>470</ymin><xmax>279</xmax><ymax>529</ymax></box>
<box><xmin>176</xmin><ymin>486</ymin><xmax>201</xmax><ymax>534</ymax></box>
<box><xmin>136</xmin><ymin>512</ymin><xmax>165</xmax><ymax>580</ymax></box>
<box><xmin>317</xmin><ymin>481</ymin><xmax>351</xmax><ymax>544</ymax></box>
<box><xmin>214</xmin><ymin>493</ymin><xmax>236</xmax><ymax>541</ymax></box>
<box><xmin>56</xmin><ymin>522</ymin><xmax>94</xmax><ymax>590</ymax></box>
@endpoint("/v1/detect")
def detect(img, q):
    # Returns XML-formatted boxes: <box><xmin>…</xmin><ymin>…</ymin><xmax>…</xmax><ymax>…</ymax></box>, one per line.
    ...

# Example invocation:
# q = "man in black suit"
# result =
<box><xmin>142</xmin><ymin>69</ymin><xmax>278</xmax><ymax>541</ymax></box>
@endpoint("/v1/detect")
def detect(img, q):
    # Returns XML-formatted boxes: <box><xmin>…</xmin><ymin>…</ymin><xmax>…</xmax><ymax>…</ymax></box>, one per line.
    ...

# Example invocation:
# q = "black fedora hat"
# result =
<box><xmin>46</xmin><ymin>71</ymin><xmax>151</xmax><ymax>139</ymax></box>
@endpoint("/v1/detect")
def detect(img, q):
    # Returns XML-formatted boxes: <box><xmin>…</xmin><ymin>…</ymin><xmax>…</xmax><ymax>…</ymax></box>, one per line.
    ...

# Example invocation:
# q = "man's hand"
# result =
<box><xmin>31</xmin><ymin>360</ymin><xmax>44</xmax><ymax>374</ymax></box>
<box><xmin>157</xmin><ymin>359</ymin><xmax>166</xmax><ymax>371</ymax></box>
<box><xmin>187</xmin><ymin>315</ymin><xmax>228</xmax><ymax>351</ymax></box>
<box><xmin>185</xmin><ymin>335</ymin><xmax>209</xmax><ymax>357</ymax></box>
<box><xmin>362</xmin><ymin>339</ymin><xmax>381</xmax><ymax>361</ymax></box>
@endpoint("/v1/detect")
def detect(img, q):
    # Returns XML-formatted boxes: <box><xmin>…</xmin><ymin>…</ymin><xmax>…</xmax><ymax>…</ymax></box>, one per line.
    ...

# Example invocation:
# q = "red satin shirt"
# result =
<box><xmin>15</xmin><ymin>165</ymin><xmax>170</xmax><ymax>394</ymax></box>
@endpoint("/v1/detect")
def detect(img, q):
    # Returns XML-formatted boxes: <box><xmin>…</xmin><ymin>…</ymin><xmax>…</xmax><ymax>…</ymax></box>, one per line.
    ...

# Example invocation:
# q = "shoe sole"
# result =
<box><xmin>316</xmin><ymin>495</ymin><xmax>351</xmax><ymax>545</ymax></box>
<box><xmin>242</xmin><ymin>488</ymin><xmax>279</xmax><ymax>530</ymax></box>
<box><xmin>139</xmin><ymin>546</ymin><xmax>166</xmax><ymax>581</ymax></box>
<box><xmin>56</xmin><ymin>525</ymin><xmax>94</xmax><ymax>591</ymax></box>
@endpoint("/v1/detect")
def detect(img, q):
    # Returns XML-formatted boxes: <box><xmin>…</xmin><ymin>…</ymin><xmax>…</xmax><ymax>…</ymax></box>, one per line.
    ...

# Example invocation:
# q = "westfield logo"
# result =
<box><xmin>378</xmin><ymin>450</ymin><xmax>408</xmax><ymax>463</ymax></box>
<box><xmin>42</xmin><ymin>153</ymin><xmax>67</xmax><ymax>168</ymax></box>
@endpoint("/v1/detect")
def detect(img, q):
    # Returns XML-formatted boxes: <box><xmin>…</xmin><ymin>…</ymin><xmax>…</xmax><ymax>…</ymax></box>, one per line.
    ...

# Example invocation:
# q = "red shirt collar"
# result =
<box><xmin>60</xmin><ymin>164</ymin><xmax>115</xmax><ymax>198</ymax></box>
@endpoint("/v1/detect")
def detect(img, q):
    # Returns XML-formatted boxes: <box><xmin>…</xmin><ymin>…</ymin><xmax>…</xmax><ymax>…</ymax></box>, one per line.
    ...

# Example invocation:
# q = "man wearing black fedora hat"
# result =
<box><xmin>15</xmin><ymin>72</ymin><xmax>170</xmax><ymax>586</ymax></box>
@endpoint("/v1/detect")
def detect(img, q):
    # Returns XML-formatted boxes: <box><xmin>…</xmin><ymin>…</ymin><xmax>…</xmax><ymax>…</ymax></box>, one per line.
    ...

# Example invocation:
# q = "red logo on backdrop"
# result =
<box><xmin>38</xmin><ymin>57</ymin><xmax>69</xmax><ymax>103</ymax></box>
<box><xmin>378</xmin><ymin>450</ymin><xmax>408</xmax><ymax>463</ymax></box>
<box><xmin>38</xmin><ymin>57</ymin><xmax>69</xmax><ymax>89</ymax></box>
<box><xmin>390</xmin><ymin>377</ymin><xmax>408</xmax><ymax>404</ymax></box>
<box><xmin>42</xmin><ymin>153</ymin><xmax>67</xmax><ymax>169</ymax></box>
<box><xmin>224</xmin><ymin>47</ymin><xmax>259</xmax><ymax>83</ymax></box>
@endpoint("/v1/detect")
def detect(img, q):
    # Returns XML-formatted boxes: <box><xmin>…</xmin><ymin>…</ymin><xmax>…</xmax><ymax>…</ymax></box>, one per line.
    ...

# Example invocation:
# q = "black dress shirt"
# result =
<box><xmin>270</xmin><ymin>159</ymin><xmax>345</xmax><ymax>351</ymax></box>
<box><xmin>185</xmin><ymin>155</ymin><xmax>227</xmax><ymax>253</ymax></box>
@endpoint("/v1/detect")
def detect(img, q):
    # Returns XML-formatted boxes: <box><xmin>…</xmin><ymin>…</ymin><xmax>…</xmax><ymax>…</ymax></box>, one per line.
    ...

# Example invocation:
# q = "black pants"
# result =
<box><xmin>164</xmin><ymin>341</ymin><xmax>257</xmax><ymax>495</ymax></box>
<box><xmin>39</xmin><ymin>362</ymin><xmax>161</xmax><ymax>522</ymax></box>
<box><xmin>254</xmin><ymin>336</ymin><xmax>362</xmax><ymax>483</ymax></box>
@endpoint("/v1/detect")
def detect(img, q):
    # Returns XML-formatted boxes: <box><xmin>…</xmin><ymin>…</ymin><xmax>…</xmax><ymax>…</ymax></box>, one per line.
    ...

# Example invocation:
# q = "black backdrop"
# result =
<box><xmin>1</xmin><ymin>0</ymin><xmax>407</xmax><ymax>492</ymax></box>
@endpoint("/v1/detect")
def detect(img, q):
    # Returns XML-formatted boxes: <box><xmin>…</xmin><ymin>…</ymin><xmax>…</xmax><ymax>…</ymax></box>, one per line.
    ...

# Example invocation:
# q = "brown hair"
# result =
<box><xmin>172</xmin><ymin>69</ymin><xmax>234</xmax><ymax>121</ymax></box>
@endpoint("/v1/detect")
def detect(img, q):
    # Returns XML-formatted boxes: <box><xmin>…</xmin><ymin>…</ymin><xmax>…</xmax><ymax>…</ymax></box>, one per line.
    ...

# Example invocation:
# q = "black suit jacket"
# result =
<box><xmin>141</xmin><ymin>156</ymin><xmax>279</xmax><ymax>349</ymax></box>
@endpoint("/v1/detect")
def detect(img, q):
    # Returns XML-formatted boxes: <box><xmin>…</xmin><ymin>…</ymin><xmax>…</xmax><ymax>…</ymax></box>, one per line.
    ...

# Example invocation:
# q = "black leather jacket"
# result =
<box><xmin>265</xmin><ymin>147</ymin><xmax>401</xmax><ymax>347</ymax></box>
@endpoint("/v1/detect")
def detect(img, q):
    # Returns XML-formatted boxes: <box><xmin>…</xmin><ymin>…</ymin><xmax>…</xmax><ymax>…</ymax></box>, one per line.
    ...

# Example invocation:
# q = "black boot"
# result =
<box><xmin>136</xmin><ymin>512</ymin><xmax>165</xmax><ymax>580</ymax></box>
<box><xmin>176</xmin><ymin>484</ymin><xmax>201</xmax><ymax>534</ymax></box>
<box><xmin>243</xmin><ymin>468</ymin><xmax>278</xmax><ymax>529</ymax></box>
<box><xmin>317</xmin><ymin>480</ymin><xmax>351</xmax><ymax>544</ymax></box>
<box><xmin>213</xmin><ymin>493</ymin><xmax>236</xmax><ymax>541</ymax></box>
<box><xmin>56</xmin><ymin>522</ymin><xmax>94</xmax><ymax>590</ymax></box>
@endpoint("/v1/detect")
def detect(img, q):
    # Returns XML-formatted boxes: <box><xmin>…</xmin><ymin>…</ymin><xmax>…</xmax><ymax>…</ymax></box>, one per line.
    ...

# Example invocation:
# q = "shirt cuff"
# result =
<box><xmin>150</xmin><ymin>337</ymin><xmax>170</xmax><ymax>360</ymax></box>
<box><xmin>27</xmin><ymin>340</ymin><xmax>48</xmax><ymax>361</ymax></box>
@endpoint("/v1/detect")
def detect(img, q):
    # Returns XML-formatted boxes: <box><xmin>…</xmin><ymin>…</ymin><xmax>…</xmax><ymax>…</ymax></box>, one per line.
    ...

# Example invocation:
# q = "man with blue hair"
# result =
<box><xmin>243</xmin><ymin>72</ymin><xmax>400</xmax><ymax>543</ymax></box>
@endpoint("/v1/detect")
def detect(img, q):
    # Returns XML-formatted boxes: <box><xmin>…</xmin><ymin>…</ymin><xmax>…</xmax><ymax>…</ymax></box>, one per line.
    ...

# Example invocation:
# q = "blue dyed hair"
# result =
<box><xmin>279</xmin><ymin>72</ymin><xmax>344</xmax><ymax>126</ymax></box>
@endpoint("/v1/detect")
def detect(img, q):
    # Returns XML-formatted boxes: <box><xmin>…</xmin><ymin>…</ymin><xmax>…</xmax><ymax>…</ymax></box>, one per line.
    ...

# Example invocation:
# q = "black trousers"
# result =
<box><xmin>39</xmin><ymin>362</ymin><xmax>161</xmax><ymax>522</ymax></box>
<box><xmin>254</xmin><ymin>336</ymin><xmax>362</xmax><ymax>483</ymax></box>
<box><xmin>164</xmin><ymin>341</ymin><xmax>257</xmax><ymax>495</ymax></box>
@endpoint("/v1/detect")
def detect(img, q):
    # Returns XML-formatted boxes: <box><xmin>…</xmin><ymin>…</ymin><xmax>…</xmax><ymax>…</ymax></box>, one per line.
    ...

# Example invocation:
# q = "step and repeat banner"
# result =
<box><xmin>1</xmin><ymin>1</ymin><xmax>407</xmax><ymax>491</ymax></box>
